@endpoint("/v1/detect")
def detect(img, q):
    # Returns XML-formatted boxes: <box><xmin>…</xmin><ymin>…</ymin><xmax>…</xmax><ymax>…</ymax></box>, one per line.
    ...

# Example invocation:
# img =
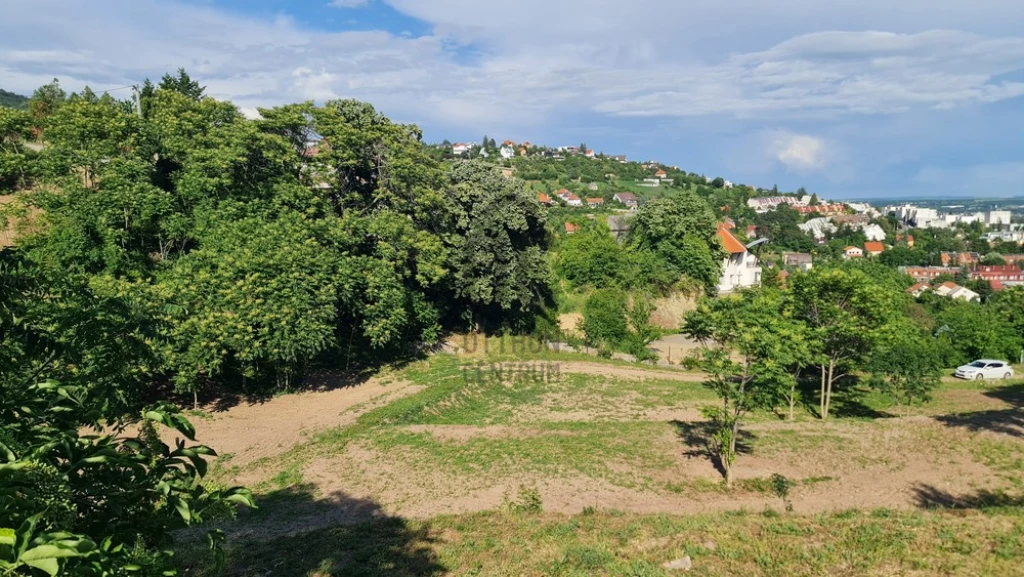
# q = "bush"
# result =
<box><xmin>580</xmin><ymin>289</ymin><xmax>628</xmax><ymax>347</ymax></box>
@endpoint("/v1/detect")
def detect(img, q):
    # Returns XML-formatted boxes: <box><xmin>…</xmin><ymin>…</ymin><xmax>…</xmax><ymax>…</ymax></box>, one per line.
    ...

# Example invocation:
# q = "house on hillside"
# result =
<box><xmin>452</xmin><ymin>143</ymin><xmax>470</xmax><ymax>155</ymax></box>
<box><xmin>587</xmin><ymin>197</ymin><xmax>605</xmax><ymax>208</ymax></box>
<box><xmin>538</xmin><ymin>193</ymin><xmax>553</xmax><ymax>206</ymax></box>
<box><xmin>933</xmin><ymin>281</ymin><xmax>981</xmax><ymax>302</ymax></box>
<box><xmin>500</xmin><ymin>145</ymin><xmax>515</xmax><ymax>160</ymax></box>
<box><xmin>906</xmin><ymin>282</ymin><xmax>930</xmax><ymax>298</ymax></box>
<box><xmin>783</xmin><ymin>252</ymin><xmax>813</xmax><ymax>271</ymax></box>
<box><xmin>864</xmin><ymin>241</ymin><xmax>885</xmax><ymax>256</ymax></box>
<box><xmin>717</xmin><ymin>223</ymin><xmax>761</xmax><ymax>293</ymax></box>
<box><xmin>844</xmin><ymin>246</ymin><xmax>864</xmax><ymax>259</ymax></box>
<box><xmin>585</xmin><ymin>149</ymin><xmax>596</xmax><ymax>158</ymax></box>
<box><xmin>654</xmin><ymin>169</ymin><xmax>667</xmax><ymax>178</ymax></box>
<box><xmin>746</xmin><ymin>225</ymin><xmax>758</xmax><ymax>239</ymax></box>
<box><xmin>610</xmin><ymin>155</ymin><xmax>628</xmax><ymax>163</ymax></box>
<box><xmin>564</xmin><ymin>222</ymin><xmax>578</xmax><ymax>235</ymax></box>
<box><xmin>613</xmin><ymin>192</ymin><xmax>638</xmax><ymax>210</ymax></box>
<box><xmin>564</xmin><ymin>193</ymin><xmax>583</xmax><ymax>207</ymax></box>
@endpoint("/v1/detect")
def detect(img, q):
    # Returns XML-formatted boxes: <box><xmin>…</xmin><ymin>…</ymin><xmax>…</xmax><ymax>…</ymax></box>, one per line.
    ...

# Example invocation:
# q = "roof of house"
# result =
<box><xmin>940</xmin><ymin>281</ymin><xmax>959</xmax><ymax>290</ymax></box>
<box><xmin>566</xmin><ymin>193</ymin><xmax>581</xmax><ymax>201</ymax></box>
<box><xmin>844</xmin><ymin>246</ymin><xmax>861</xmax><ymax>252</ymax></box>
<box><xmin>864</xmin><ymin>241</ymin><xmax>885</xmax><ymax>253</ymax></box>
<box><xmin>655</xmin><ymin>169</ymin><xmax>667</xmax><ymax>176</ymax></box>
<box><xmin>717</xmin><ymin>223</ymin><xmax>747</xmax><ymax>254</ymax></box>
<box><xmin>906</xmin><ymin>282</ymin><xmax>929</xmax><ymax>294</ymax></box>
<box><xmin>564</xmin><ymin>222</ymin><xmax>578</xmax><ymax>233</ymax></box>
<box><xmin>538</xmin><ymin>193</ymin><xmax>551</xmax><ymax>203</ymax></box>
<box><xmin>586</xmin><ymin>149</ymin><xmax>595</xmax><ymax>154</ymax></box>
<box><xmin>614</xmin><ymin>192</ymin><xmax>638</xmax><ymax>202</ymax></box>
<box><xmin>587</xmin><ymin>197</ymin><xmax>604</xmax><ymax>204</ymax></box>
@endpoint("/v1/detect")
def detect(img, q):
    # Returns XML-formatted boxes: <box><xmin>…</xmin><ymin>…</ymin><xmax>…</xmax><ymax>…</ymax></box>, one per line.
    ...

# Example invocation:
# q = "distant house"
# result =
<box><xmin>452</xmin><ymin>143</ymin><xmax>470</xmax><ymax>155</ymax></box>
<box><xmin>538</xmin><ymin>193</ymin><xmax>553</xmax><ymax>205</ymax></box>
<box><xmin>654</xmin><ymin>169</ymin><xmax>667</xmax><ymax>178</ymax></box>
<box><xmin>746</xmin><ymin>225</ymin><xmax>758</xmax><ymax>239</ymax></box>
<box><xmin>906</xmin><ymin>282</ymin><xmax>930</xmax><ymax>298</ymax></box>
<box><xmin>564</xmin><ymin>193</ymin><xmax>583</xmax><ymax>207</ymax></box>
<box><xmin>502</xmin><ymin>140</ymin><xmax>515</xmax><ymax>147</ymax></box>
<box><xmin>902</xmin><ymin>266</ymin><xmax>958</xmax><ymax>283</ymax></box>
<box><xmin>895</xmin><ymin>234</ymin><xmax>915</xmax><ymax>248</ymax></box>
<box><xmin>783</xmin><ymin>252</ymin><xmax>813</xmax><ymax>271</ymax></box>
<box><xmin>722</xmin><ymin>218</ymin><xmax>736</xmax><ymax>230</ymax></box>
<box><xmin>585</xmin><ymin>149</ymin><xmax>596</xmax><ymax>158</ymax></box>
<box><xmin>564</xmin><ymin>222</ymin><xmax>578</xmax><ymax>235</ymax></box>
<box><xmin>717</xmin><ymin>223</ymin><xmax>761</xmax><ymax>293</ymax></box>
<box><xmin>972</xmin><ymin>265</ymin><xmax>1024</xmax><ymax>285</ymax></box>
<box><xmin>500</xmin><ymin>145</ymin><xmax>515</xmax><ymax>160</ymax></box>
<box><xmin>933</xmin><ymin>281</ymin><xmax>981</xmax><ymax>302</ymax></box>
<box><xmin>613</xmin><ymin>192</ymin><xmax>638</xmax><ymax>209</ymax></box>
<box><xmin>587</xmin><ymin>197</ymin><xmax>605</xmax><ymax>208</ymax></box>
<box><xmin>610</xmin><ymin>155</ymin><xmax>628</xmax><ymax>163</ymax></box>
<box><xmin>941</xmin><ymin>252</ymin><xmax>980</xmax><ymax>267</ymax></box>
<box><xmin>844</xmin><ymin>246</ymin><xmax>864</xmax><ymax>259</ymax></box>
<box><xmin>864</xmin><ymin>241</ymin><xmax>885</xmax><ymax>256</ymax></box>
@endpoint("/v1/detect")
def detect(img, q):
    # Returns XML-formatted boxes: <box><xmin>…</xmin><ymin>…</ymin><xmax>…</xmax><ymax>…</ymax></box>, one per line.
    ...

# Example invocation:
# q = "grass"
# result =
<box><xmin>180</xmin><ymin>507</ymin><xmax>1024</xmax><ymax>577</ymax></box>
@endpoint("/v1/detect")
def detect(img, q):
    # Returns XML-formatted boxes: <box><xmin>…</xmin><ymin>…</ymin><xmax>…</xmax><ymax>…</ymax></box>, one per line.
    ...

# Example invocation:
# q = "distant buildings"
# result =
<box><xmin>613</xmin><ymin>192</ymin><xmax>638</xmax><ymax>210</ymax></box>
<box><xmin>888</xmin><ymin>205</ymin><xmax>1015</xmax><ymax>229</ymax></box>
<box><xmin>747</xmin><ymin>196</ymin><xmax>805</xmax><ymax>213</ymax></box>
<box><xmin>907</xmin><ymin>281</ymin><xmax>980</xmax><ymax>302</ymax></box>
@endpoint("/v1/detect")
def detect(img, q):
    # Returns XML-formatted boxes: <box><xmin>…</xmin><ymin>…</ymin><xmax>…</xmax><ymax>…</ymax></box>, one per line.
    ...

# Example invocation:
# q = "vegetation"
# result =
<box><xmin>0</xmin><ymin>89</ymin><xmax>28</xmax><ymax>110</ymax></box>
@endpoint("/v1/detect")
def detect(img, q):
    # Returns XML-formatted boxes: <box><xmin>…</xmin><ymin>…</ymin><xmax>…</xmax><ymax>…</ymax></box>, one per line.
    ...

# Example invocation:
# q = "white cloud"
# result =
<box><xmin>0</xmin><ymin>0</ymin><xmax>1022</xmax><ymax>137</ymax></box>
<box><xmin>329</xmin><ymin>0</ymin><xmax>369</xmax><ymax>7</ymax></box>
<box><xmin>769</xmin><ymin>132</ymin><xmax>828</xmax><ymax>172</ymax></box>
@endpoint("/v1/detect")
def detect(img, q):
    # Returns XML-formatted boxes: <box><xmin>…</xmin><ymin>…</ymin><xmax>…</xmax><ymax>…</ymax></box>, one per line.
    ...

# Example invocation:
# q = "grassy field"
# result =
<box><xmin>184</xmin><ymin>350</ymin><xmax>1024</xmax><ymax>576</ymax></box>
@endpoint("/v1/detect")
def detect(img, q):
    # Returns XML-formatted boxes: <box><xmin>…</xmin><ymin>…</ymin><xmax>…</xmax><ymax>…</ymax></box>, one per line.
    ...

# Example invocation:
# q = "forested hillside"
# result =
<box><xmin>0</xmin><ymin>88</ymin><xmax>28</xmax><ymax>109</ymax></box>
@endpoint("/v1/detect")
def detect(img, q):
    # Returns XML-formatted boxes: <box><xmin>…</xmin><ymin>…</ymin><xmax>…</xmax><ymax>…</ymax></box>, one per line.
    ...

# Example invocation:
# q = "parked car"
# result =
<box><xmin>954</xmin><ymin>359</ymin><xmax>1014</xmax><ymax>380</ymax></box>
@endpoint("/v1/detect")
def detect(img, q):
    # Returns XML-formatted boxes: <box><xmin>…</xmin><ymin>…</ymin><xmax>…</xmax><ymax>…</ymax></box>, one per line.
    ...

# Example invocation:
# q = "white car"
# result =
<box><xmin>954</xmin><ymin>359</ymin><xmax>1015</xmax><ymax>380</ymax></box>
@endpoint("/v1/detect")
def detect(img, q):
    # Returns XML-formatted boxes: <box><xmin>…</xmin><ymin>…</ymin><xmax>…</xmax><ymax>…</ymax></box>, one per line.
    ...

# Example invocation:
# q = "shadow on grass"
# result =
<box><xmin>912</xmin><ymin>484</ymin><xmax>1024</xmax><ymax>510</ymax></box>
<box><xmin>671</xmin><ymin>420</ymin><xmax>754</xmax><ymax>478</ymax></box>
<box><xmin>182</xmin><ymin>483</ymin><xmax>446</xmax><ymax>577</ymax></box>
<box><xmin>935</xmin><ymin>383</ymin><xmax>1024</xmax><ymax>438</ymax></box>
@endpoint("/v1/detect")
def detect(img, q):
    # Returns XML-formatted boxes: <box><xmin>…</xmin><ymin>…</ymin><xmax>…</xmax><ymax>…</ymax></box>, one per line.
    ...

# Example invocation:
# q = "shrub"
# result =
<box><xmin>581</xmin><ymin>288</ymin><xmax>628</xmax><ymax>347</ymax></box>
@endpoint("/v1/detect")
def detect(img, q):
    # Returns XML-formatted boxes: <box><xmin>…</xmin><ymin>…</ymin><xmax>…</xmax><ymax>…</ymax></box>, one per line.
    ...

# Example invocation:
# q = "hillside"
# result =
<box><xmin>0</xmin><ymin>88</ymin><xmax>29</xmax><ymax>109</ymax></box>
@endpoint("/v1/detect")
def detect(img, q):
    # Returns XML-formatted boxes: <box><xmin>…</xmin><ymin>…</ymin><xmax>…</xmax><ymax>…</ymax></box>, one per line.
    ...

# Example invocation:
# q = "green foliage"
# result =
<box><xmin>629</xmin><ymin>192</ymin><xmax>724</xmax><ymax>295</ymax></box>
<box><xmin>28</xmin><ymin>79</ymin><xmax>66</xmax><ymax>122</ymax></box>
<box><xmin>868</xmin><ymin>331</ymin><xmax>943</xmax><ymax>414</ymax></box>
<box><xmin>159</xmin><ymin>68</ymin><xmax>206</xmax><ymax>101</ymax></box>
<box><xmin>0</xmin><ymin>89</ymin><xmax>29</xmax><ymax>110</ymax></box>
<box><xmin>0</xmin><ymin>381</ymin><xmax>254</xmax><ymax>576</ymax></box>
<box><xmin>581</xmin><ymin>288</ymin><xmax>629</xmax><ymax>347</ymax></box>
<box><xmin>933</xmin><ymin>301</ymin><xmax>1021</xmax><ymax>364</ymax></box>
<box><xmin>555</xmin><ymin>223</ymin><xmax>635</xmax><ymax>289</ymax></box>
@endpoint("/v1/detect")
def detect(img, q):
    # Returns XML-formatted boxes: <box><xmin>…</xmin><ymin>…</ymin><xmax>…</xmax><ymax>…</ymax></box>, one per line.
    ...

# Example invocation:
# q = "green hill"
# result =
<box><xmin>0</xmin><ymin>88</ymin><xmax>29</xmax><ymax>109</ymax></box>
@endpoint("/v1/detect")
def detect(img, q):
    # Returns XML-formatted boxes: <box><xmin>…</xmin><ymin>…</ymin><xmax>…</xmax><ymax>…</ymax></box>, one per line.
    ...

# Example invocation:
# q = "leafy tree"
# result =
<box><xmin>629</xmin><ymin>192</ymin><xmax>724</xmax><ymax>295</ymax></box>
<box><xmin>809</xmin><ymin>192</ymin><xmax>820</xmax><ymax>206</ymax></box>
<box><xmin>0</xmin><ymin>380</ymin><xmax>253</xmax><ymax>576</ymax></box>
<box><xmin>934</xmin><ymin>301</ymin><xmax>1021</xmax><ymax>364</ymax></box>
<box><xmin>445</xmin><ymin>161</ymin><xmax>550</xmax><ymax>330</ymax></box>
<box><xmin>0</xmin><ymin>88</ymin><xmax>29</xmax><ymax>110</ymax></box>
<box><xmin>711</xmin><ymin>177</ymin><xmax>725</xmax><ymax>188</ymax></box>
<box><xmin>868</xmin><ymin>331</ymin><xmax>943</xmax><ymax>415</ymax></box>
<box><xmin>625</xmin><ymin>294</ymin><xmax>659</xmax><ymax>361</ymax></box>
<box><xmin>682</xmin><ymin>289</ymin><xmax>807</xmax><ymax>485</ymax></box>
<box><xmin>581</xmin><ymin>288</ymin><xmax>628</xmax><ymax>348</ymax></box>
<box><xmin>981</xmin><ymin>253</ymin><xmax>1007</xmax><ymax>266</ymax></box>
<box><xmin>555</xmin><ymin>223</ymin><xmax>635</xmax><ymax>289</ymax></box>
<box><xmin>789</xmin><ymin>268</ymin><xmax>898</xmax><ymax>419</ymax></box>
<box><xmin>28</xmin><ymin>79</ymin><xmax>66</xmax><ymax>122</ymax></box>
<box><xmin>159</xmin><ymin>68</ymin><xmax>206</xmax><ymax>101</ymax></box>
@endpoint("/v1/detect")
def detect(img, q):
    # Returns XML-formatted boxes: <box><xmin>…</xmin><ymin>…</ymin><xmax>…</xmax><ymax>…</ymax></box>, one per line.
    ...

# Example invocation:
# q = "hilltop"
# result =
<box><xmin>0</xmin><ymin>88</ymin><xmax>29</xmax><ymax>109</ymax></box>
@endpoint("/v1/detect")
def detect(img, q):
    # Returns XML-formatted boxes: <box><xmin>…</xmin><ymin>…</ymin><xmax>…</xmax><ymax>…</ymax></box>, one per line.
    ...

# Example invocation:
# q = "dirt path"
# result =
<box><xmin>186</xmin><ymin>379</ymin><xmax>422</xmax><ymax>468</ymax></box>
<box><xmin>552</xmin><ymin>361</ymin><xmax>705</xmax><ymax>381</ymax></box>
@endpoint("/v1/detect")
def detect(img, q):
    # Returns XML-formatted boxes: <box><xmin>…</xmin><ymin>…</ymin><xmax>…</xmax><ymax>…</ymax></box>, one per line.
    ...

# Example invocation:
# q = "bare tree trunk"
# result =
<box><xmin>788</xmin><ymin>389</ymin><xmax>796</xmax><ymax>421</ymax></box>
<box><xmin>819</xmin><ymin>365</ymin><xmax>827</xmax><ymax>419</ymax></box>
<box><xmin>725</xmin><ymin>417</ymin><xmax>739</xmax><ymax>487</ymax></box>
<box><xmin>824</xmin><ymin>360</ymin><xmax>836</xmax><ymax>420</ymax></box>
<box><xmin>193</xmin><ymin>390</ymin><xmax>198</xmax><ymax>410</ymax></box>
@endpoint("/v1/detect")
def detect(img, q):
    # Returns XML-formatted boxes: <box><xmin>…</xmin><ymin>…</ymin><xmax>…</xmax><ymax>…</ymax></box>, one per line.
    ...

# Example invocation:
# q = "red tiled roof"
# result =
<box><xmin>538</xmin><ymin>193</ymin><xmax>551</xmax><ymax>203</ymax></box>
<box><xmin>906</xmin><ymin>282</ymin><xmax>928</xmax><ymax>294</ymax></box>
<box><xmin>865</xmin><ymin>242</ymin><xmax>885</xmax><ymax>253</ymax></box>
<box><xmin>717</xmin><ymin>223</ymin><xmax>747</xmax><ymax>254</ymax></box>
<box><xmin>564</xmin><ymin>222</ymin><xmax>578</xmax><ymax>233</ymax></box>
<box><xmin>587</xmin><ymin>197</ymin><xmax>604</xmax><ymax>204</ymax></box>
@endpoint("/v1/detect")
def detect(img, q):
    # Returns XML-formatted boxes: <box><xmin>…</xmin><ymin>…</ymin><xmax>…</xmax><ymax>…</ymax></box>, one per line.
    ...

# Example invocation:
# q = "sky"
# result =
<box><xmin>1</xmin><ymin>1</ymin><xmax>1023</xmax><ymax>199</ymax></box>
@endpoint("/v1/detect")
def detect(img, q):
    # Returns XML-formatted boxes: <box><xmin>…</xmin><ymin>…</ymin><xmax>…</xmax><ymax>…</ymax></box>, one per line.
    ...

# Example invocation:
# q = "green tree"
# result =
<box><xmin>28</xmin><ymin>78</ymin><xmax>66</xmax><ymax>122</ymax></box>
<box><xmin>0</xmin><ymin>380</ymin><xmax>253</xmax><ymax>576</ymax></box>
<box><xmin>868</xmin><ymin>331</ymin><xmax>943</xmax><ymax>416</ymax></box>
<box><xmin>682</xmin><ymin>289</ymin><xmax>807</xmax><ymax>485</ymax></box>
<box><xmin>934</xmin><ymin>302</ymin><xmax>1021</xmax><ymax>364</ymax></box>
<box><xmin>555</xmin><ymin>223</ymin><xmax>634</xmax><ymax>288</ymax></box>
<box><xmin>445</xmin><ymin>161</ymin><xmax>550</xmax><ymax>330</ymax></box>
<box><xmin>789</xmin><ymin>268</ymin><xmax>898</xmax><ymax>419</ymax></box>
<box><xmin>629</xmin><ymin>192</ymin><xmax>724</xmax><ymax>295</ymax></box>
<box><xmin>809</xmin><ymin>192</ymin><xmax>820</xmax><ymax>206</ymax></box>
<box><xmin>159</xmin><ymin>68</ymin><xmax>206</xmax><ymax>100</ymax></box>
<box><xmin>581</xmin><ymin>288</ymin><xmax>628</xmax><ymax>348</ymax></box>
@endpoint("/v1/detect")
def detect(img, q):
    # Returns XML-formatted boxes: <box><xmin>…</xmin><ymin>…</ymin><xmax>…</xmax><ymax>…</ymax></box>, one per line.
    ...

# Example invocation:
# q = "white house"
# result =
<box><xmin>584</xmin><ymin>149</ymin><xmax>596</xmax><ymax>158</ymax></box>
<box><xmin>717</xmin><ymin>224</ymin><xmax>761</xmax><ymax>293</ymax></box>
<box><xmin>500</xmin><ymin>145</ymin><xmax>515</xmax><ymax>160</ymax></box>
<box><xmin>452</xmin><ymin>143</ymin><xmax>470</xmax><ymax>155</ymax></box>
<box><xmin>933</xmin><ymin>281</ymin><xmax>981</xmax><ymax>302</ymax></box>
<box><xmin>564</xmin><ymin>193</ymin><xmax>583</xmax><ymax>207</ymax></box>
<box><xmin>843</xmin><ymin>246</ymin><xmax>864</xmax><ymax>259</ymax></box>
<box><xmin>988</xmin><ymin>210</ymin><xmax>1013</xmax><ymax>226</ymax></box>
<box><xmin>613</xmin><ymin>192</ymin><xmax>638</xmax><ymax>209</ymax></box>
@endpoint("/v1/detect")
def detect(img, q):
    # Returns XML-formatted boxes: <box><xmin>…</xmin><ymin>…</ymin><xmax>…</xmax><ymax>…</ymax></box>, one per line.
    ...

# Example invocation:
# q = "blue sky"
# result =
<box><xmin>2</xmin><ymin>0</ymin><xmax>1023</xmax><ymax>199</ymax></box>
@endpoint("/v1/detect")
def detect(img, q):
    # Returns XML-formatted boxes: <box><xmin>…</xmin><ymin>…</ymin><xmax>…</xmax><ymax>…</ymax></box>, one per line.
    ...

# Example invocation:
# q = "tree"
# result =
<box><xmin>445</xmin><ymin>161</ymin><xmax>550</xmax><ymax>330</ymax></box>
<box><xmin>28</xmin><ymin>78</ymin><xmax>66</xmax><ymax>122</ymax></box>
<box><xmin>682</xmin><ymin>289</ymin><xmax>806</xmax><ymax>485</ymax></box>
<box><xmin>581</xmin><ymin>288</ymin><xmax>629</xmax><ymax>348</ymax></box>
<box><xmin>555</xmin><ymin>223</ymin><xmax>635</xmax><ymax>289</ymax></box>
<box><xmin>868</xmin><ymin>331</ymin><xmax>943</xmax><ymax>416</ymax></box>
<box><xmin>159</xmin><ymin>68</ymin><xmax>205</xmax><ymax>100</ymax></box>
<box><xmin>934</xmin><ymin>301</ymin><xmax>1021</xmax><ymax>365</ymax></box>
<box><xmin>629</xmin><ymin>192</ymin><xmax>724</xmax><ymax>295</ymax></box>
<box><xmin>789</xmin><ymin>268</ymin><xmax>898</xmax><ymax>419</ymax></box>
<box><xmin>0</xmin><ymin>380</ymin><xmax>253</xmax><ymax>576</ymax></box>
<box><xmin>809</xmin><ymin>192</ymin><xmax>820</xmax><ymax>206</ymax></box>
<box><xmin>711</xmin><ymin>177</ymin><xmax>725</xmax><ymax>188</ymax></box>
<box><xmin>981</xmin><ymin>253</ymin><xmax>1007</xmax><ymax>266</ymax></box>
